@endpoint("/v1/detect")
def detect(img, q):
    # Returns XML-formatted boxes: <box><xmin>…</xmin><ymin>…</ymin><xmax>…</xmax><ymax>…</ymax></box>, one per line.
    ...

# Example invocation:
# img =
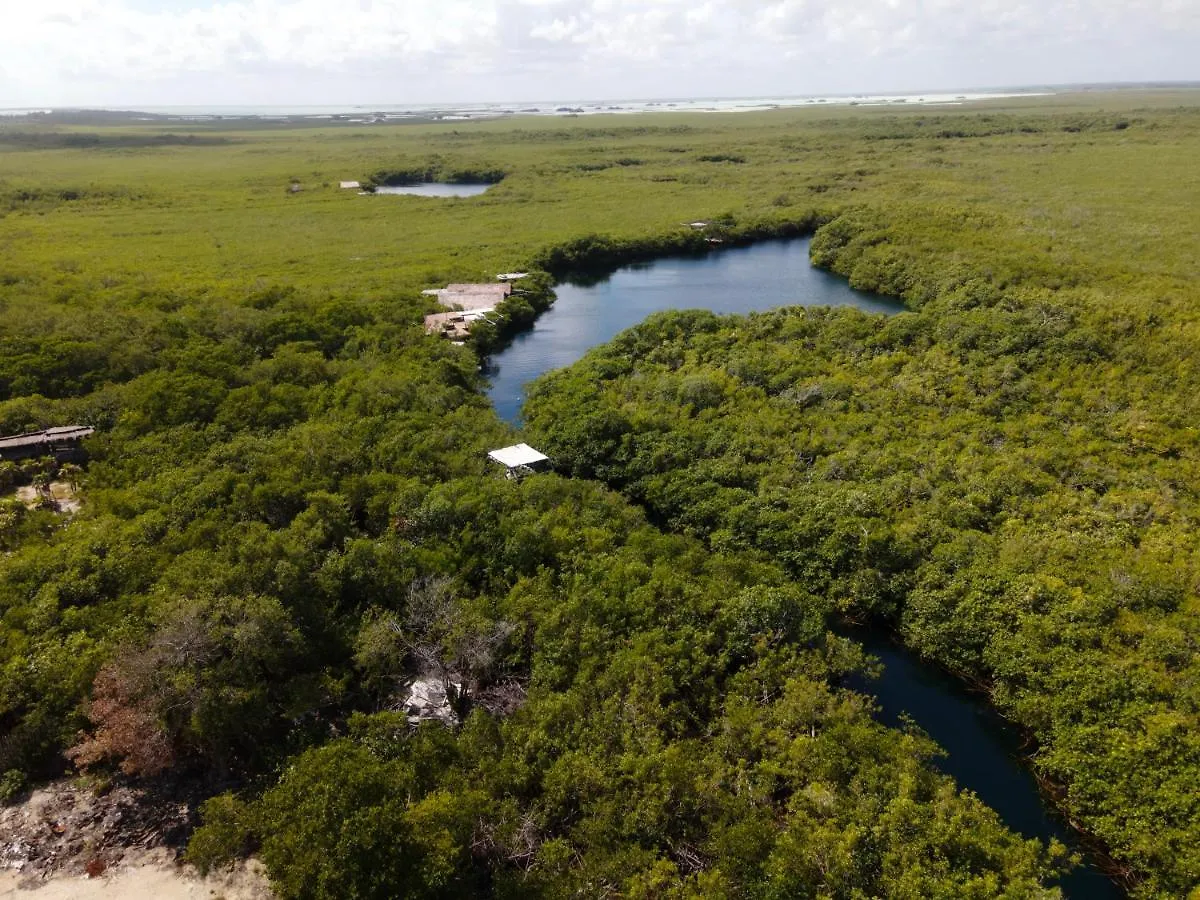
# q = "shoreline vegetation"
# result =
<box><xmin>368</xmin><ymin>167</ymin><xmax>509</xmax><ymax>188</ymax></box>
<box><xmin>471</xmin><ymin>217</ymin><xmax>831</xmax><ymax>355</ymax></box>
<box><xmin>1</xmin><ymin>91</ymin><xmax>1198</xmax><ymax>898</ymax></box>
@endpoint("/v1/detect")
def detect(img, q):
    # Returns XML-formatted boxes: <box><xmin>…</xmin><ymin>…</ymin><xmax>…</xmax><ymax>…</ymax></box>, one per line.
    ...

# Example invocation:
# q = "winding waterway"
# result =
<box><xmin>485</xmin><ymin>237</ymin><xmax>1122</xmax><ymax>898</ymax></box>
<box><xmin>851</xmin><ymin>632</ymin><xmax>1120</xmax><ymax>898</ymax></box>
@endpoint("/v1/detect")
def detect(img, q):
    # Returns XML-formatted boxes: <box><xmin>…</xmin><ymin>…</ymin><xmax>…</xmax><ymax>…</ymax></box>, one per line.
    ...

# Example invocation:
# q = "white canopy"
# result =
<box><xmin>488</xmin><ymin>443</ymin><xmax>549</xmax><ymax>469</ymax></box>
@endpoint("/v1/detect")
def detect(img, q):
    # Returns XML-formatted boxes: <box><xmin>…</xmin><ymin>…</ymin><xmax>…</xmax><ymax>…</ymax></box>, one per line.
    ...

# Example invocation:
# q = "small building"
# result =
<box><xmin>438</xmin><ymin>291</ymin><xmax>507</xmax><ymax>312</ymax></box>
<box><xmin>487</xmin><ymin>443</ymin><xmax>550</xmax><ymax>478</ymax></box>
<box><xmin>339</xmin><ymin>180</ymin><xmax>361</xmax><ymax>189</ymax></box>
<box><xmin>421</xmin><ymin>282</ymin><xmax>514</xmax><ymax>339</ymax></box>
<box><xmin>438</xmin><ymin>283</ymin><xmax>512</xmax><ymax>309</ymax></box>
<box><xmin>420</xmin><ymin>282</ymin><xmax>513</xmax><ymax>340</ymax></box>
<box><xmin>421</xmin><ymin>284</ymin><xmax>512</xmax><ymax>310</ymax></box>
<box><xmin>424</xmin><ymin>307</ymin><xmax>496</xmax><ymax>339</ymax></box>
<box><xmin>0</xmin><ymin>426</ymin><xmax>95</xmax><ymax>463</ymax></box>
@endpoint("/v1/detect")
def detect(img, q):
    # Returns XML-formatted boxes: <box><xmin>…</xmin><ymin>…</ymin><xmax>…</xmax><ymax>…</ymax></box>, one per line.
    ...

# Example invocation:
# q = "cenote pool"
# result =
<box><xmin>485</xmin><ymin>236</ymin><xmax>1122</xmax><ymax>898</ymax></box>
<box><xmin>376</xmin><ymin>183</ymin><xmax>492</xmax><ymax>197</ymax></box>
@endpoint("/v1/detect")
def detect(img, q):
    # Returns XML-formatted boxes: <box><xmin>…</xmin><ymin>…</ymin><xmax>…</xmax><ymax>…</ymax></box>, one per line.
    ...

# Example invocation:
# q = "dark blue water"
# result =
<box><xmin>852</xmin><ymin>633</ymin><xmax>1121</xmax><ymax>899</ymax></box>
<box><xmin>486</xmin><ymin>238</ymin><xmax>900</xmax><ymax>423</ymax></box>
<box><xmin>376</xmin><ymin>183</ymin><xmax>491</xmax><ymax>197</ymax></box>
<box><xmin>484</xmin><ymin>236</ymin><xmax>1121</xmax><ymax>897</ymax></box>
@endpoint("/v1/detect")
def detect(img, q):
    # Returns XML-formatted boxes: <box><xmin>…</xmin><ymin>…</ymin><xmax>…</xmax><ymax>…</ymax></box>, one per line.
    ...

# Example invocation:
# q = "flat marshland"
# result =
<box><xmin>1</xmin><ymin>91</ymin><xmax>1199</xmax><ymax>899</ymax></box>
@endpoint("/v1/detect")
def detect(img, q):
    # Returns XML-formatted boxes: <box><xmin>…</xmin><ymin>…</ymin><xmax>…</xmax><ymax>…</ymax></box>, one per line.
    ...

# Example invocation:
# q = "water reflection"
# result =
<box><xmin>375</xmin><ymin>183</ymin><xmax>492</xmax><ymax>197</ymax></box>
<box><xmin>486</xmin><ymin>238</ymin><xmax>901</xmax><ymax>423</ymax></box>
<box><xmin>849</xmin><ymin>632</ymin><xmax>1122</xmax><ymax>899</ymax></box>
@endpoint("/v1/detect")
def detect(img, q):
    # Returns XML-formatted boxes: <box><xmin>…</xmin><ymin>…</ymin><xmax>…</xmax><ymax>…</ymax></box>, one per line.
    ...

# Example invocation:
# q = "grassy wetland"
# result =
<box><xmin>2</xmin><ymin>91</ymin><xmax>1199</xmax><ymax>898</ymax></box>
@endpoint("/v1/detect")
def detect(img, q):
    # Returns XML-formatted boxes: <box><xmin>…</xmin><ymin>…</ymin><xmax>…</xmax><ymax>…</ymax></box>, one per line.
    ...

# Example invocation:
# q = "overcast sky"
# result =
<box><xmin>2</xmin><ymin>0</ymin><xmax>1197</xmax><ymax>107</ymax></box>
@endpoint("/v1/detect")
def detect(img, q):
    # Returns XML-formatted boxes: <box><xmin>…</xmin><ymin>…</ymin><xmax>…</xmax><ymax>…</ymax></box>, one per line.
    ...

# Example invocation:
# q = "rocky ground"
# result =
<box><xmin>0</xmin><ymin>780</ymin><xmax>273</xmax><ymax>898</ymax></box>
<box><xmin>12</xmin><ymin>482</ymin><xmax>81</xmax><ymax>514</ymax></box>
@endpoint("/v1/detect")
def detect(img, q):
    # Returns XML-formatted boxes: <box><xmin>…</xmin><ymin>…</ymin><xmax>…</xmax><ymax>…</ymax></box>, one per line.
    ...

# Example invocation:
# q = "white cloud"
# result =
<box><xmin>1</xmin><ymin>0</ymin><xmax>1196</xmax><ymax>105</ymax></box>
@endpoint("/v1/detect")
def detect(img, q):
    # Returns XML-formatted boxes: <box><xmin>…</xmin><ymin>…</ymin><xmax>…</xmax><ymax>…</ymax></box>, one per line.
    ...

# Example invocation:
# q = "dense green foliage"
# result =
<box><xmin>2</xmin><ymin>91</ymin><xmax>1198</xmax><ymax>896</ymax></box>
<box><xmin>521</xmin><ymin>105</ymin><xmax>1200</xmax><ymax>896</ymax></box>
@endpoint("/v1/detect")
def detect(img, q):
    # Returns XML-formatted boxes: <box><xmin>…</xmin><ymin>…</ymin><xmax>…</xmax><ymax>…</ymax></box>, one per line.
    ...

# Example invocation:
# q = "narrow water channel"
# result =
<box><xmin>484</xmin><ymin>237</ymin><xmax>1122</xmax><ymax>898</ymax></box>
<box><xmin>850</xmin><ymin>632</ymin><xmax>1121</xmax><ymax>898</ymax></box>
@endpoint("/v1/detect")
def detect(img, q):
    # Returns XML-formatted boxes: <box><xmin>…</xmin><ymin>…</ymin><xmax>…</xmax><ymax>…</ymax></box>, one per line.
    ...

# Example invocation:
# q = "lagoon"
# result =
<box><xmin>486</xmin><ymin>238</ymin><xmax>900</xmax><ymax>423</ymax></box>
<box><xmin>375</xmin><ymin>183</ymin><xmax>492</xmax><ymax>197</ymax></box>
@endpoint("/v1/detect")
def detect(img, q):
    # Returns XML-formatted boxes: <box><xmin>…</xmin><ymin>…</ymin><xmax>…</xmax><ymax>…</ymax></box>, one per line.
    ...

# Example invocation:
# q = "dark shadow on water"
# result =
<box><xmin>557</xmin><ymin>249</ymin><xmax>714</xmax><ymax>288</ymax></box>
<box><xmin>847</xmin><ymin>630</ymin><xmax>1124</xmax><ymax>899</ymax></box>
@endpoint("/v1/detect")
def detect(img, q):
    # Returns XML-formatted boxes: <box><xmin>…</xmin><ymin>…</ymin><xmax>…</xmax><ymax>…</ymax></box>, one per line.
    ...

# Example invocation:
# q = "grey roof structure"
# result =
<box><xmin>0</xmin><ymin>426</ymin><xmax>95</xmax><ymax>459</ymax></box>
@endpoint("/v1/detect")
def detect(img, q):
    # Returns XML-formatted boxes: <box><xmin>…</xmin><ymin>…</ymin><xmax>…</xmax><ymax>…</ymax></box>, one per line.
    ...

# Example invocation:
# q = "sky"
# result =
<box><xmin>1</xmin><ymin>0</ymin><xmax>1197</xmax><ymax>107</ymax></box>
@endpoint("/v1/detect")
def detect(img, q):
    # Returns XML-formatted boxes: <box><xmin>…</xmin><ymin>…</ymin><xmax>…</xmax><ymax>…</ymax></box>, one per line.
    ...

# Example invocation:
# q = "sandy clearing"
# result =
<box><xmin>10</xmin><ymin>482</ymin><xmax>80</xmax><ymax>513</ymax></box>
<box><xmin>0</xmin><ymin>849</ymin><xmax>275</xmax><ymax>899</ymax></box>
<box><xmin>1</xmin><ymin>780</ymin><xmax>275</xmax><ymax>899</ymax></box>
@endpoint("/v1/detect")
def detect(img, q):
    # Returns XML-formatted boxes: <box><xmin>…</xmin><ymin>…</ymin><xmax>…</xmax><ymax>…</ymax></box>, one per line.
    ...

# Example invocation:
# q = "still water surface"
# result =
<box><xmin>852</xmin><ymin>633</ymin><xmax>1121</xmax><ymax>899</ymax></box>
<box><xmin>375</xmin><ymin>183</ymin><xmax>492</xmax><ymax>197</ymax></box>
<box><xmin>485</xmin><ymin>237</ymin><xmax>1122</xmax><ymax>898</ymax></box>
<box><xmin>487</xmin><ymin>238</ymin><xmax>899</xmax><ymax>423</ymax></box>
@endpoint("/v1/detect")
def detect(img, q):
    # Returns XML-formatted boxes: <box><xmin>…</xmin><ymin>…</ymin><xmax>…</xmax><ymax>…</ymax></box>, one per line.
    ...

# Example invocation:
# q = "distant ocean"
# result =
<box><xmin>0</xmin><ymin>90</ymin><xmax>1055</xmax><ymax>121</ymax></box>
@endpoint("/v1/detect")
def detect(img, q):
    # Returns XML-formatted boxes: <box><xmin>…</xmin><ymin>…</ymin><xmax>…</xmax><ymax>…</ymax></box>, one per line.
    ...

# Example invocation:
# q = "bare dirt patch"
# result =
<box><xmin>10</xmin><ymin>483</ymin><xmax>80</xmax><ymax>514</ymax></box>
<box><xmin>0</xmin><ymin>780</ymin><xmax>274</xmax><ymax>898</ymax></box>
<box><xmin>0</xmin><ymin>848</ymin><xmax>274</xmax><ymax>899</ymax></box>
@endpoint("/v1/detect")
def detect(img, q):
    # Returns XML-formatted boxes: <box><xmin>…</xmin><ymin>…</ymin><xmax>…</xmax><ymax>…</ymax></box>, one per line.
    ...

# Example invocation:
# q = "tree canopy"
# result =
<box><xmin>3</xmin><ymin>94</ymin><xmax>1199</xmax><ymax>897</ymax></box>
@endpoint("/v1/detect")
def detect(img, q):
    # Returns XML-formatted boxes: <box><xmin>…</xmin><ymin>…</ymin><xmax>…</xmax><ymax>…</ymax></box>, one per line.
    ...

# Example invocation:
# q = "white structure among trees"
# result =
<box><xmin>487</xmin><ymin>444</ymin><xmax>550</xmax><ymax>478</ymax></box>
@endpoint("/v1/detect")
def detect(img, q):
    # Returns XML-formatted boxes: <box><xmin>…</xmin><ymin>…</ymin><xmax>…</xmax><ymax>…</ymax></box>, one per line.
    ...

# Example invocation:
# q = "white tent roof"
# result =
<box><xmin>488</xmin><ymin>443</ymin><xmax>549</xmax><ymax>468</ymax></box>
